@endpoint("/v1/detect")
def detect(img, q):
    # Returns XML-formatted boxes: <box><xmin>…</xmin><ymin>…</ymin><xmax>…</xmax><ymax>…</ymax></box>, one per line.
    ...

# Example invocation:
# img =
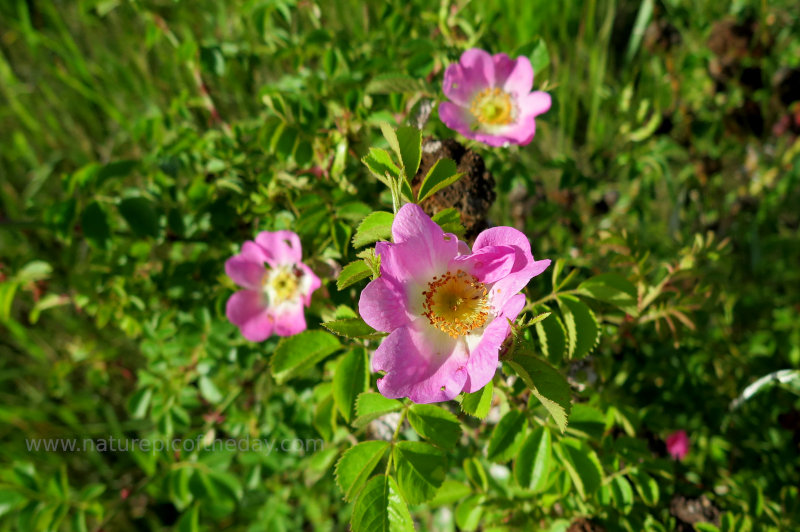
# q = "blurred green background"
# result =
<box><xmin>1</xmin><ymin>0</ymin><xmax>799</xmax><ymax>530</ymax></box>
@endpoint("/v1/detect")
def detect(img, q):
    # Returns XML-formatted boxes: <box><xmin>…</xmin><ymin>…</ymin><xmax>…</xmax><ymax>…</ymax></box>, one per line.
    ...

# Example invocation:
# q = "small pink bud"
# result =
<box><xmin>120</xmin><ymin>488</ymin><xmax>130</xmax><ymax>500</ymax></box>
<box><xmin>666</xmin><ymin>430</ymin><xmax>690</xmax><ymax>460</ymax></box>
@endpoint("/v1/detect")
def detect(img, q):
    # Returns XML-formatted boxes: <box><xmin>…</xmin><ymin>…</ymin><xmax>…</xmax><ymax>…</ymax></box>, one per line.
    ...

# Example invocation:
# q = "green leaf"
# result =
<box><xmin>127</xmin><ymin>387</ymin><xmax>152</xmax><ymax>419</ymax></box>
<box><xmin>417</xmin><ymin>158</ymin><xmax>462</xmax><ymax>203</ymax></box>
<box><xmin>463</xmin><ymin>457</ymin><xmax>488</xmax><ymax>491</ymax></box>
<box><xmin>630</xmin><ymin>470</ymin><xmax>659</xmax><ymax>506</ymax></box>
<box><xmin>118</xmin><ymin>196</ymin><xmax>160</xmax><ymax>238</ymax></box>
<box><xmin>407</xmin><ymin>404</ymin><xmax>462</xmax><ymax>449</ymax></box>
<box><xmin>362</xmin><ymin>147</ymin><xmax>401</xmax><ymax>187</ymax></box>
<box><xmin>198</xmin><ymin>376</ymin><xmax>223</xmax><ymax>404</ymax></box>
<box><xmin>353</xmin><ymin>392</ymin><xmax>403</xmax><ymax>428</ymax></box>
<box><xmin>337</xmin><ymin>260</ymin><xmax>373</xmax><ymax>290</ymax></box>
<box><xmin>271</xmin><ymin>330</ymin><xmax>342</xmax><ymax>384</ymax></box>
<box><xmin>577</xmin><ymin>273</ymin><xmax>637</xmax><ymax>314</ymax></box>
<box><xmin>333</xmin><ymin>348</ymin><xmax>369</xmax><ymax>423</ymax></box>
<box><xmin>535</xmin><ymin>311</ymin><xmax>567</xmax><ymax>364</ymax></box>
<box><xmin>395</xmin><ymin>126</ymin><xmax>422</xmax><ymax>178</ymax></box>
<box><xmin>0</xmin><ymin>489</ymin><xmax>26</xmax><ymax>519</ymax></box>
<box><xmin>335</xmin><ymin>440</ymin><xmax>391</xmax><ymax>501</ymax></box>
<box><xmin>507</xmin><ymin>353</ymin><xmax>571</xmax><ymax>432</ymax></box>
<box><xmin>429</xmin><ymin>480</ymin><xmax>472</xmax><ymax>507</ymax></box>
<box><xmin>323</xmin><ymin>317</ymin><xmax>383</xmax><ymax>339</ymax></box>
<box><xmin>367</xmin><ymin>73</ymin><xmax>430</xmax><ymax>94</ymax></box>
<box><xmin>353</xmin><ymin>212</ymin><xmax>394</xmax><ymax>248</ymax></box>
<box><xmin>530</xmin><ymin>38</ymin><xmax>550</xmax><ymax>74</ymax></box>
<box><xmin>176</xmin><ymin>504</ymin><xmax>199</xmax><ymax>532</ymax></box>
<box><xmin>558</xmin><ymin>294</ymin><xmax>599</xmax><ymax>359</ymax></box>
<box><xmin>460</xmin><ymin>380</ymin><xmax>493</xmax><ymax>419</ymax></box>
<box><xmin>431</xmin><ymin>208</ymin><xmax>466</xmax><ymax>236</ymax></box>
<box><xmin>455</xmin><ymin>494</ymin><xmax>485</xmax><ymax>532</ymax></box>
<box><xmin>558</xmin><ymin>438</ymin><xmax>604</xmax><ymax>500</ymax></box>
<box><xmin>351</xmin><ymin>475</ymin><xmax>414</xmax><ymax>532</ymax></box>
<box><xmin>393</xmin><ymin>441</ymin><xmax>447</xmax><ymax>504</ymax></box>
<box><xmin>610</xmin><ymin>475</ymin><xmax>634</xmax><ymax>514</ymax></box>
<box><xmin>486</xmin><ymin>410</ymin><xmax>528</xmax><ymax>463</ymax></box>
<box><xmin>380</xmin><ymin>122</ymin><xmax>400</xmax><ymax>161</ymax></box>
<box><xmin>15</xmin><ymin>261</ymin><xmax>52</xmax><ymax>283</ymax></box>
<box><xmin>81</xmin><ymin>201</ymin><xmax>111</xmax><ymax>249</ymax></box>
<box><xmin>514</xmin><ymin>426</ymin><xmax>552</xmax><ymax>491</ymax></box>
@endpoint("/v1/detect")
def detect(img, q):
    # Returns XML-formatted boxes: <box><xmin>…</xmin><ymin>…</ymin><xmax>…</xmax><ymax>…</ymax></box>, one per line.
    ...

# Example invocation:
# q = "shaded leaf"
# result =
<box><xmin>507</xmin><ymin>352</ymin><xmax>571</xmax><ymax>432</ymax></box>
<box><xmin>353</xmin><ymin>393</ymin><xmax>403</xmax><ymax>428</ymax></box>
<box><xmin>487</xmin><ymin>410</ymin><xmax>527</xmax><ymax>463</ymax></box>
<box><xmin>558</xmin><ymin>294</ymin><xmax>599</xmax><ymax>359</ymax></box>
<box><xmin>337</xmin><ymin>260</ymin><xmax>373</xmax><ymax>290</ymax></box>
<box><xmin>460</xmin><ymin>380</ymin><xmax>493</xmax><ymax>419</ymax></box>
<box><xmin>514</xmin><ymin>426</ymin><xmax>551</xmax><ymax>491</ymax></box>
<box><xmin>407</xmin><ymin>403</ymin><xmax>462</xmax><ymax>449</ymax></box>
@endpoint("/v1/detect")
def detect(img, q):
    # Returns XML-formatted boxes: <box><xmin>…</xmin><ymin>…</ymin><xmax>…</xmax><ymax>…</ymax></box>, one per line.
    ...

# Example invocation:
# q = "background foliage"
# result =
<box><xmin>1</xmin><ymin>0</ymin><xmax>799</xmax><ymax>530</ymax></box>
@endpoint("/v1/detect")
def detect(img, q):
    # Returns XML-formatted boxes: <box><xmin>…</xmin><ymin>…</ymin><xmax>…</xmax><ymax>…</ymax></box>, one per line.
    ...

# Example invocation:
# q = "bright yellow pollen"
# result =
<box><xmin>470</xmin><ymin>87</ymin><xmax>514</xmax><ymax>125</ymax></box>
<box><xmin>422</xmin><ymin>270</ymin><xmax>489</xmax><ymax>338</ymax></box>
<box><xmin>266</xmin><ymin>269</ymin><xmax>298</xmax><ymax>301</ymax></box>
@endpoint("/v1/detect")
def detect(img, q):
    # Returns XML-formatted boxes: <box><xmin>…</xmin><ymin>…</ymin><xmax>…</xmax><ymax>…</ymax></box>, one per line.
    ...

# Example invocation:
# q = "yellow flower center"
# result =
<box><xmin>422</xmin><ymin>270</ymin><xmax>489</xmax><ymax>338</ymax></box>
<box><xmin>264</xmin><ymin>268</ymin><xmax>299</xmax><ymax>301</ymax></box>
<box><xmin>470</xmin><ymin>87</ymin><xmax>514</xmax><ymax>126</ymax></box>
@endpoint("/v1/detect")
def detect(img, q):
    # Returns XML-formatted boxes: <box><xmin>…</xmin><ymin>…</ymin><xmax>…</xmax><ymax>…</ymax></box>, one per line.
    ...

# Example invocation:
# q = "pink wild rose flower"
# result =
<box><xmin>358</xmin><ymin>204</ymin><xmax>550</xmax><ymax>403</ymax></box>
<box><xmin>439</xmin><ymin>48</ymin><xmax>551</xmax><ymax>147</ymax></box>
<box><xmin>225</xmin><ymin>231</ymin><xmax>321</xmax><ymax>341</ymax></box>
<box><xmin>666</xmin><ymin>430</ymin><xmax>690</xmax><ymax>461</ymax></box>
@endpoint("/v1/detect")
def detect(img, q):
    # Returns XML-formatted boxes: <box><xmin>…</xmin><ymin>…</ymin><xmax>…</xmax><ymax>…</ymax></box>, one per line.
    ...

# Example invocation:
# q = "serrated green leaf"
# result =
<box><xmin>431</xmin><ymin>208</ymin><xmax>466</xmax><ymax>236</ymax></box>
<box><xmin>487</xmin><ymin>410</ymin><xmax>528</xmax><ymax>463</ymax></box>
<box><xmin>558</xmin><ymin>294</ymin><xmax>599</xmax><ymax>359</ymax></box>
<box><xmin>118</xmin><ymin>196</ymin><xmax>160</xmax><ymax>238</ymax></box>
<box><xmin>335</xmin><ymin>440</ymin><xmax>390</xmax><ymax>501</ymax></box>
<box><xmin>514</xmin><ymin>426</ymin><xmax>551</xmax><ymax>491</ymax></box>
<box><xmin>507</xmin><ymin>352</ymin><xmax>571</xmax><ymax>432</ymax></box>
<box><xmin>81</xmin><ymin>201</ymin><xmax>111</xmax><ymax>249</ymax></box>
<box><xmin>393</xmin><ymin>441</ymin><xmax>447</xmax><ymax>505</ymax></box>
<box><xmin>558</xmin><ymin>438</ymin><xmax>604</xmax><ymax>500</ymax></box>
<box><xmin>333</xmin><ymin>348</ymin><xmax>369</xmax><ymax>423</ymax></box>
<box><xmin>362</xmin><ymin>147</ymin><xmax>401</xmax><ymax>187</ymax></box>
<box><xmin>417</xmin><ymin>158</ymin><xmax>462</xmax><ymax>203</ymax></box>
<box><xmin>353</xmin><ymin>212</ymin><xmax>394</xmax><ymax>248</ymax></box>
<box><xmin>337</xmin><ymin>260</ymin><xmax>373</xmax><ymax>290</ymax></box>
<box><xmin>407</xmin><ymin>403</ymin><xmax>462</xmax><ymax>449</ymax></box>
<box><xmin>323</xmin><ymin>317</ymin><xmax>383</xmax><ymax>339</ymax></box>
<box><xmin>271</xmin><ymin>330</ymin><xmax>342</xmax><ymax>383</ymax></box>
<box><xmin>460</xmin><ymin>380</ymin><xmax>493</xmax><ymax>419</ymax></box>
<box><xmin>577</xmin><ymin>273</ymin><xmax>637</xmax><ymax>314</ymax></box>
<box><xmin>353</xmin><ymin>393</ymin><xmax>404</xmax><ymax>428</ymax></box>
<box><xmin>535</xmin><ymin>311</ymin><xmax>567</xmax><ymax>364</ymax></box>
<box><xmin>351</xmin><ymin>475</ymin><xmax>414</xmax><ymax>532</ymax></box>
<box><xmin>395</xmin><ymin>127</ymin><xmax>422</xmax><ymax>178</ymax></box>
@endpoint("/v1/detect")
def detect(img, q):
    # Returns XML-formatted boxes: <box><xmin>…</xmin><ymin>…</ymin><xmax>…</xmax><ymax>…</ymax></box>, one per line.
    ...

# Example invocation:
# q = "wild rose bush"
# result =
<box><xmin>2</xmin><ymin>2</ymin><xmax>800</xmax><ymax>532</ymax></box>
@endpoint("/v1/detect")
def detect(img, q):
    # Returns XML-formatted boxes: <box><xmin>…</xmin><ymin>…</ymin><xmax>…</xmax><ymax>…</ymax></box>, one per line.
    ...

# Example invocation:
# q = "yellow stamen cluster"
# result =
<box><xmin>422</xmin><ymin>270</ymin><xmax>489</xmax><ymax>338</ymax></box>
<box><xmin>470</xmin><ymin>87</ymin><xmax>514</xmax><ymax>125</ymax></box>
<box><xmin>265</xmin><ymin>268</ymin><xmax>299</xmax><ymax>301</ymax></box>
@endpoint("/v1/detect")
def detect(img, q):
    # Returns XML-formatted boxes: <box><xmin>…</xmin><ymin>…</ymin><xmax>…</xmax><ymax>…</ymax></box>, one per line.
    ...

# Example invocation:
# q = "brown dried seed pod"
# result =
<box><xmin>411</xmin><ymin>138</ymin><xmax>496</xmax><ymax>243</ymax></box>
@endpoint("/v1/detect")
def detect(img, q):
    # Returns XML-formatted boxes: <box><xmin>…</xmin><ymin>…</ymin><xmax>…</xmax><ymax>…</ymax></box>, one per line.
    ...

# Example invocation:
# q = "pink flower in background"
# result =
<box><xmin>666</xmin><ymin>430</ymin><xmax>690</xmax><ymax>460</ymax></box>
<box><xmin>439</xmin><ymin>48</ymin><xmax>551</xmax><ymax>147</ymax></box>
<box><xmin>358</xmin><ymin>204</ymin><xmax>550</xmax><ymax>403</ymax></box>
<box><xmin>225</xmin><ymin>231</ymin><xmax>320</xmax><ymax>341</ymax></box>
